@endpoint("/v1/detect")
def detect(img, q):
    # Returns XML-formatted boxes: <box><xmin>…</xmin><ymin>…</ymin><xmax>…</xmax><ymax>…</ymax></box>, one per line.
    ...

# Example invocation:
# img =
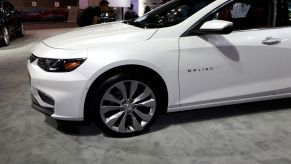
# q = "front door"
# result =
<box><xmin>274</xmin><ymin>0</ymin><xmax>291</xmax><ymax>95</ymax></box>
<box><xmin>179</xmin><ymin>0</ymin><xmax>283</xmax><ymax>107</ymax></box>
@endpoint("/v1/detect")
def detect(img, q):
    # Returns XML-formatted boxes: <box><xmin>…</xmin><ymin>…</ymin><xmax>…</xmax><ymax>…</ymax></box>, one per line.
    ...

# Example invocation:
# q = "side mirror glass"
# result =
<box><xmin>200</xmin><ymin>20</ymin><xmax>233</xmax><ymax>34</ymax></box>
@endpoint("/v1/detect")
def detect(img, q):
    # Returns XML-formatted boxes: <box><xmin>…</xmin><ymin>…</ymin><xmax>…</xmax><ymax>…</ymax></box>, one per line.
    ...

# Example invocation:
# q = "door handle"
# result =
<box><xmin>262</xmin><ymin>37</ymin><xmax>281</xmax><ymax>45</ymax></box>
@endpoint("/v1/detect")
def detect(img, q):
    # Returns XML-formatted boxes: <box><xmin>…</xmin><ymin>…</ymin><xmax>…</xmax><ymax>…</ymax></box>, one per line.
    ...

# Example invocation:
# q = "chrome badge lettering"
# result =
<box><xmin>187</xmin><ymin>67</ymin><xmax>214</xmax><ymax>73</ymax></box>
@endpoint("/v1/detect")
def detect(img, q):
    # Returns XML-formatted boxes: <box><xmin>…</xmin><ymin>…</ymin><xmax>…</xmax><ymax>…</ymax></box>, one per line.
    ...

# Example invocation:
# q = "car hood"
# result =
<box><xmin>42</xmin><ymin>22</ymin><xmax>158</xmax><ymax>50</ymax></box>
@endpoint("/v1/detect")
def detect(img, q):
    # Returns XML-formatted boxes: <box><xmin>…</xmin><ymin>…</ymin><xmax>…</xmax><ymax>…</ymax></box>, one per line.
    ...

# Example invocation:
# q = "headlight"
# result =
<box><xmin>37</xmin><ymin>57</ymin><xmax>86</xmax><ymax>72</ymax></box>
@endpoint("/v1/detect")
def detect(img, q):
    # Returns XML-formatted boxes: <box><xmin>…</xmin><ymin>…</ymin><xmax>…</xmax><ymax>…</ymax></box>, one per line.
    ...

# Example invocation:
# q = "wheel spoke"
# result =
<box><xmin>100</xmin><ymin>106</ymin><xmax>121</xmax><ymax>114</ymax></box>
<box><xmin>106</xmin><ymin>111</ymin><xmax>124</xmax><ymax>127</ymax></box>
<box><xmin>115</xmin><ymin>82</ymin><xmax>127</xmax><ymax>99</ymax></box>
<box><xmin>133</xmin><ymin>109</ymin><xmax>152</xmax><ymax>122</ymax></box>
<box><xmin>118</xmin><ymin>111</ymin><xmax>128</xmax><ymax>132</ymax></box>
<box><xmin>100</xmin><ymin>80</ymin><xmax>156</xmax><ymax>133</ymax></box>
<box><xmin>129</xmin><ymin>81</ymin><xmax>138</xmax><ymax>99</ymax></box>
<box><xmin>136</xmin><ymin>99</ymin><xmax>156</xmax><ymax>107</ymax></box>
<box><xmin>131</xmin><ymin>113</ymin><xmax>142</xmax><ymax>131</ymax></box>
<box><xmin>103</xmin><ymin>93</ymin><xmax>121</xmax><ymax>104</ymax></box>
<box><xmin>133</xmin><ymin>87</ymin><xmax>151</xmax><ymax>103</ymax></box>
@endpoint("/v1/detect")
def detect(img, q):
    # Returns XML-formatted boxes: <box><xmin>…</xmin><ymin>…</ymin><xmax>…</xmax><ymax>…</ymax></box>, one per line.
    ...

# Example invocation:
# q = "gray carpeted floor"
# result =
<box><xmin>1</xmin><ymin>28</ymin><xmax>291</xmax><ymax>164</ymax></box>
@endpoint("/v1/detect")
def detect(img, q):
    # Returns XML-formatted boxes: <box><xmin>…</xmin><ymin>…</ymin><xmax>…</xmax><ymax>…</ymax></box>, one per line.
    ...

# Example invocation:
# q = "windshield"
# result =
<box><xmin>127</xmin><ymin>0</ymin><xmax>214</xmax><ymax>28</ymax></box>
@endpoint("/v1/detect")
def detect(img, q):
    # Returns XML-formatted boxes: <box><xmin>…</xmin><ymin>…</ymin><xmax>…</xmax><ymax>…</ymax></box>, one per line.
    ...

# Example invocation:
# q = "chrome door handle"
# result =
<box><xmin>262</xmin><ymin>37</ymin><xmax>281</xmax><ymax>45</ymax></box>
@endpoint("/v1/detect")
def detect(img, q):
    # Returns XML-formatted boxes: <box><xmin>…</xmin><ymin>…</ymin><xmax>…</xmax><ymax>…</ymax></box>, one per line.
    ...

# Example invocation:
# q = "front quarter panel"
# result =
<box><xmin>79</xmin><ymin>38</ymin><xmax>180</xmax><ymax>109</ymax></box>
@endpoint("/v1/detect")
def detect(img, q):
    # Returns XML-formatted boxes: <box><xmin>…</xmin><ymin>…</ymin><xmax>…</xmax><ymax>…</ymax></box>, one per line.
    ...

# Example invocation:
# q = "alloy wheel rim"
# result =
<box><xmin>3</xmin><ymin>27</ymin><xmax>9</xmax><ymax>44</ymax></box>
<box><xmin>21</xmin><ymin>23</ymin><xmax>25</xmax><ymax>35</ymax></box>
<box><xmin>100</xmin><ymin>80</ymin><xmax>156</xmax><ymax>133</ymax></box>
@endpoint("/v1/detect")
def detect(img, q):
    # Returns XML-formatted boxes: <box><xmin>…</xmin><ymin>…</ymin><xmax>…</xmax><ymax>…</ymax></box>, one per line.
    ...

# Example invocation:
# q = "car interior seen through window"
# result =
<box><xmin>3</xmin><ymin>2</ymin><xmax>14</xmax><ymax>13</ymax></box>
<box><xmin>130</xmin><ymin>0</ymin><xmax>214</xmax><ymax>28</ymax></box>
<box><xmin>209</xmin><ymin>0</ymin><xmax>273</xmax><ymax>30</ymax></box>
<box><xmin>288</xmin><ymin>0</ymin><xmax>291</xmax><ymax>23</ymax></box>
<box><xmin>129</xmin><ymin>0</ymin><xmax>291</xmax><ymax>30</ymax></box>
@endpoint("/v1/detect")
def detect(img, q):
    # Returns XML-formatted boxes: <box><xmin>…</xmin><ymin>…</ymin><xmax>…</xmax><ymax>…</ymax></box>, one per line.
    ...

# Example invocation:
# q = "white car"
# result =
<box><xmin>28</xmin><ymin>0</ymin><xmax>291</xmax><ymax>137</ymax></box>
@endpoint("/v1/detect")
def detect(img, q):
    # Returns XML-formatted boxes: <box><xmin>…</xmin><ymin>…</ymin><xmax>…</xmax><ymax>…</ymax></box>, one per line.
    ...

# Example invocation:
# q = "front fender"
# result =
<box><xmin>77</xmin><ymin>38</ymin><xmax>181</xmax><ymax>109</ymax></box>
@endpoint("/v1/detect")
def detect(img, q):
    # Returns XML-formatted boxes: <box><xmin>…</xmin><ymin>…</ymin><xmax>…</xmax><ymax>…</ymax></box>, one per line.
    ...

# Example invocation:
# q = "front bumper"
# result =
<box><xmin>31</xmin><ymin>93</ymin><xmax>54</xmax><ymax>116</ymax></box>
<box><xmin>27</xmin><ymin>58</ymin><xmax>89</xmax><ymax>121</ymax></box>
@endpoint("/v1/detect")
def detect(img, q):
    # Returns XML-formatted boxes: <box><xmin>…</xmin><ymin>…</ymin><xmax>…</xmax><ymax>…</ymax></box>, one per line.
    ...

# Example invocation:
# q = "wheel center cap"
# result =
<box><xmin>123</xmin><ymin>103</ymin><xmax>134</xmax><ymax>111</ymax></box>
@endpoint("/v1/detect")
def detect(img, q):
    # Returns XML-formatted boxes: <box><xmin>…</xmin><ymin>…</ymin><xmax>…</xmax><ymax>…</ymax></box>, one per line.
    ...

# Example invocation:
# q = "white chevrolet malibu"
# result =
<box><xmin>27</xmin><ymin>0</ymin><xmax>291</xmax><ymax>136</ymax></box>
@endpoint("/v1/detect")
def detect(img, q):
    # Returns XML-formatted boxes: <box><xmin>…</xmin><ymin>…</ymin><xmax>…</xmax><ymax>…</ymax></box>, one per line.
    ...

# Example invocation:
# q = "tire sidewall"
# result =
<box><xmin>92</xmin><ymin>73</ymin><xmax>163</xmax><ymax>137</ymax></box>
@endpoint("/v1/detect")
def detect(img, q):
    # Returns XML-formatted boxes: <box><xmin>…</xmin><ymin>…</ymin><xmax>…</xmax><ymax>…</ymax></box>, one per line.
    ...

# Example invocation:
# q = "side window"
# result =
<box><xmin>0</xmin><ymin>3</ymin><xmax>3</xmax><ymax>13</ymax></box>
<box><xmin>134</xmin><ymin>0</ymin><xmax>214</xmax><ymax>28</ymax></box>
<box><xmin>208</xmin><ymin>0</ymin><xmax>274</xmax><ymax>30</ymax></box>
<box><xmin>288</xmin><ymin>0</ymin><xmax>291</xmax><ymax>24</ymax></box>
<box><xmin>149</xmin><ymin>1</ymin><xmax>212</xmax><ymax>27</ymax></box>
<box><xmin>275</xmin><ymin>0</ymin><xmax>290</xmax><ymax>26</ymax></box>
<box><xmin>3</xmin><ymin>2</ymin><xmax>15</xmax><ymax>13</ymax></box>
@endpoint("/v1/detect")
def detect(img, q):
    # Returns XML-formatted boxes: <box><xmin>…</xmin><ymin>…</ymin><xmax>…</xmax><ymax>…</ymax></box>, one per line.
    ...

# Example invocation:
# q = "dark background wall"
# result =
<box><xmin>8</xmin><ymin>0</ymin><xmax>78</xmax><ymax>9</ymax></box>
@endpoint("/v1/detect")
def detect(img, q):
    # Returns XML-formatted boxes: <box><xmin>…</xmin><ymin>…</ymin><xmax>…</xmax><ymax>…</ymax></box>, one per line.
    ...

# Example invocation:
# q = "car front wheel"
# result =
<box><xmin>93</xmin><ymin>73</ymin><xmax>163</xmax><ymax>137</ymax></box>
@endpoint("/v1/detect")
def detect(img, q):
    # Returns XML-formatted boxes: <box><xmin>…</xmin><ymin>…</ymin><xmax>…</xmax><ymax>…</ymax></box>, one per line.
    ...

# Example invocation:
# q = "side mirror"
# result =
<box><xmin>199</xmin><ymin>20</ymin><xmax>233</xmax><ymax>34</ymax></box>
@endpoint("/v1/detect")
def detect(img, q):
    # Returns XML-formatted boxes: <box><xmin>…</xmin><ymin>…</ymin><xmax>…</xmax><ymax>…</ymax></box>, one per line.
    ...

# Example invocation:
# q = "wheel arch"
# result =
<box><xmin>83</xmin><ymin>64</ymin><xmax>169</xmax><ymax>123</ymax></box>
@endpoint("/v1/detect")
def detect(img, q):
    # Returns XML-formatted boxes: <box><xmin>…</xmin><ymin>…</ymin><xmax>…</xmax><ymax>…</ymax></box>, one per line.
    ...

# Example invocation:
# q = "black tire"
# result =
<box><xmin>16</xmin><ymin>22</ymin><xmax>25</xmax><ymax>37</ymax></box>
<box><xmin>1</xmin><ymin>26</ymin><xmax>10</xmax><ymax>46</ymax></box>
<box><xmin>91</xmin><ymin>73</ymin><xmax>165</xmax><ymax>137</ymax></box>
